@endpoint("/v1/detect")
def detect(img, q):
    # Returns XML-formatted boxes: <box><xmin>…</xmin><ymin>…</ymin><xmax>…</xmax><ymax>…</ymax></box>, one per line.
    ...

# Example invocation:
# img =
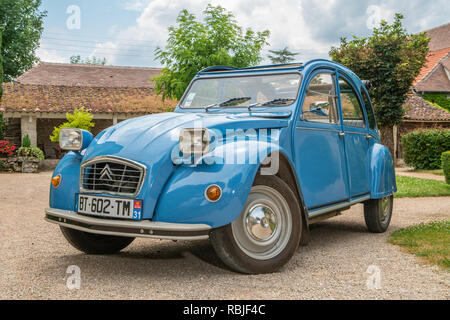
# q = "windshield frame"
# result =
<box><xmin>178</xmin><ymin>71</ymin><xmax>303</xmax><ymax>111</ymax></box>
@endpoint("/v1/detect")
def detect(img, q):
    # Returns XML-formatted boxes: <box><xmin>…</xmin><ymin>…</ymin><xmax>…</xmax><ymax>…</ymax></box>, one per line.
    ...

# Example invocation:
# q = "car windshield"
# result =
<box><xmin>180</xmin><ymin>73</ymin><xmax>301</xmax><ymax>109</ymax></box>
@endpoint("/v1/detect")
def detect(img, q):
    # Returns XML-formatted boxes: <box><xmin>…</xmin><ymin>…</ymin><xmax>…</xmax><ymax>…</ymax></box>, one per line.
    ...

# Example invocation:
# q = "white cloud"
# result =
<box><xmin>58</xmin><ymin>0</ymin><xmax>450</xmax><ymax>67</ymax></box>
<box><xmin>36</xmin><ymin>47</ymin><xmax>67</xmax><ymax>63</ymax></box>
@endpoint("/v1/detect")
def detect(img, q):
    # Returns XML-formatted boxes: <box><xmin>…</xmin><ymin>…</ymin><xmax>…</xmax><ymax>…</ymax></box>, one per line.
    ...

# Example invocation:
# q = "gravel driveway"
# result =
<box><xmin>0</xmin><ymin>172</ymin><xmax>448</xmax><ymax>300</ymax></box>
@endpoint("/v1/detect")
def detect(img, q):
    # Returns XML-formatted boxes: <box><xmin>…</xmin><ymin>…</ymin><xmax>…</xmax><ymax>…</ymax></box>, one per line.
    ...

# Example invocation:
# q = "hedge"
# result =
<box><xmin>402</xmin><ymin>129</ymin><xmax>450</xmax><ymax>169</ymax></box>
<box><xmin>442</xmin><ymin>151</ymin><xmax>450</xmax><ymax>184</ymax></box>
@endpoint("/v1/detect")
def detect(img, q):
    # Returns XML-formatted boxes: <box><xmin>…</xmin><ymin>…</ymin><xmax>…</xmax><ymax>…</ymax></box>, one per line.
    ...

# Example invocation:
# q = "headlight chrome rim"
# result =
<box><xmin>179</xmin><ymin>128</ymin><xmax>210</xmax><ymax>155</ymax></box>
<box><xmin>59</xmin><ymin>128</ymin><xmax>83</xmax><ymax>151</ymax></box>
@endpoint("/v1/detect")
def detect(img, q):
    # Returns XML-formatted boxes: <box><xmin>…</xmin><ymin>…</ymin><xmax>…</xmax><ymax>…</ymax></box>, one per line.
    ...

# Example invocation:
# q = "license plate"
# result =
<box><xmin>77</xmin><ymin>194</ymin><xmax>142</xmax><ymax>220</ymax></box>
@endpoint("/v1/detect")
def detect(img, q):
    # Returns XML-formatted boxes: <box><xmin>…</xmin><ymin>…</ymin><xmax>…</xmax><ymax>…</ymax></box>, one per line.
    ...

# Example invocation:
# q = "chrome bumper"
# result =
<box><xmin>45</xmin><ymin>208</ymin><xmax>211</xmax><ymax>240</ymax></box>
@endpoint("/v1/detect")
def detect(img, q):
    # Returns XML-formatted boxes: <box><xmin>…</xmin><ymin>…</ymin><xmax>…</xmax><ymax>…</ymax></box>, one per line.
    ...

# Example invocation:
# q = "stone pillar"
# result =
<box><xmin>113</xmin><ymin>114</ymin><xmax>118</xmax><ymax>125</ymax></box>
<box><xmin>21</xmin><ymin>115</ymin><xmax>37</xmax><ymax>146</ymax></box>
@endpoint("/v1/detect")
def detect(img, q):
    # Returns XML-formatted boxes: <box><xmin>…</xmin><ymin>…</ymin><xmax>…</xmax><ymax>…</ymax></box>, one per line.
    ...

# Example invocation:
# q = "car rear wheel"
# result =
<box><xmin>60</xmin><ymin>227</ymin><xmax>135</xmax><ymax>254</ymax></box>
<box><xmin>364</xmin><ymin>195</ymin><xmax>393</xmax><ymax>233</ymax></box>
<box><xmin>210</xmin><ymin>175</ymin><xmax>302</xmax><ymax>274</ymax></box>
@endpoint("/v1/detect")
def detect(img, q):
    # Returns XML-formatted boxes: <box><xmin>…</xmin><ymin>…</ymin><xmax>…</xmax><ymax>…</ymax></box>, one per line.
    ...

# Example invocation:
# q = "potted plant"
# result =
<box><xmin>16</xmin><ymin>135</ymin><xmax>44</xmax><ymax>173</ymax></box>
<box><xmin>0</xmin><ymin>140</ymin><xmax>16</xmax><ymax>172</ymax></box>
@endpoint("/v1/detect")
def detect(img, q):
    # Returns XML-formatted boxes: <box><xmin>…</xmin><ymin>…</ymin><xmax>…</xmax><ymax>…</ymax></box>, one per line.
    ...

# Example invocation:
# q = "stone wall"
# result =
<box><xmin>3</xmin><ymin>118</ymin><xmax>21</xmax><ymax>146</ymax></box>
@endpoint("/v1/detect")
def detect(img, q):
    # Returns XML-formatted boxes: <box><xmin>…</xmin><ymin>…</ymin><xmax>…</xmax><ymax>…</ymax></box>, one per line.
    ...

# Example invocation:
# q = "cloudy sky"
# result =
<box><xmin>38</xmin><ymin>0</ymin><xmax>450</xmax><ymax>67</ymax></box>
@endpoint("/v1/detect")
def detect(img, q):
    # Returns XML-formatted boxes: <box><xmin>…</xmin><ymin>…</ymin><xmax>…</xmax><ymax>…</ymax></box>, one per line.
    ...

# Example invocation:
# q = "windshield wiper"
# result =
<box><xmin>259</xmin><ymin>98</ymin><xmax>296</xmax><ymax>107</ymax></box>
<box><xmin>205</xmin><ymin>97</ymin><xmax>252</xmax><ymax>112</ymax></box>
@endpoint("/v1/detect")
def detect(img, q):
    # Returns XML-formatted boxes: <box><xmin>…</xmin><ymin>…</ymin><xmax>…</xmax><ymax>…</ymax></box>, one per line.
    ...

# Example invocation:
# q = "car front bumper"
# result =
<box><xmin>45</xmin><ymin>208</ymin><xmax>211</xmax><ymax>240</ymax></box>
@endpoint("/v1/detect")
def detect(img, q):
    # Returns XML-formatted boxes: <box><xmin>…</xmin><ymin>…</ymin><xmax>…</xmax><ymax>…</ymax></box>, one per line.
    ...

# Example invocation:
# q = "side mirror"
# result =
<box><xmin>362</xmin><ymin>80</ymin><xmax>372</xmax><ymax>90</ymax></box>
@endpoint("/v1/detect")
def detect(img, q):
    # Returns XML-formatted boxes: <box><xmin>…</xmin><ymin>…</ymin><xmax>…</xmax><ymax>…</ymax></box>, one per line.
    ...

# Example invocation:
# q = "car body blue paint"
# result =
<box><xmin>49</xmin><ymin>59</ymin><xmax>396</xmax><ymax>228</ymax></box>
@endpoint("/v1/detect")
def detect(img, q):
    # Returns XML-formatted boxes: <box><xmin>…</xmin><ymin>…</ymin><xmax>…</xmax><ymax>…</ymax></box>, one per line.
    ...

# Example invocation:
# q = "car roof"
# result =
<box><xmin>196</xmin><ymin>59</ymin><xmax>364</xmax><ymax>88</ymax></box>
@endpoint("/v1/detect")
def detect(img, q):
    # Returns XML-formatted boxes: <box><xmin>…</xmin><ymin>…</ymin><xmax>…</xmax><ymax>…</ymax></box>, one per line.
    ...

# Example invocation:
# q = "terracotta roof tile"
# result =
<box><xmin>17</xmin><ymin>62</ymin><xmax>162</xmax><ymax>88</ymax></box>
<box><xmin>403</xmin><ymin>94</ymin><xmax>450</xmax><ymax>121</ymax></box>
<box><xmin>413</xmin><ymin>48</ymin><xmax>450</xmax><ymax>86</ymax></box>
<box><xmin>414</xmin><ymin>55</ymin><xmax>450</xmax><ymax>92</ymax></box>
<box><xmin>0</xmin><ymin>83</ymin><xmax>177</xmax><ymax>114</ymax></box>
<box><xmin>426</xmin><ymin>23</ymin><xmax>450</xmax><ymax>51</ymax></box>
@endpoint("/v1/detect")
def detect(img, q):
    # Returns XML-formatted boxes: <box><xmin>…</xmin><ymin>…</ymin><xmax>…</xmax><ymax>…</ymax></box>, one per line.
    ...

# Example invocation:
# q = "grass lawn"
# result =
<box><xmin>395</xmin><ymin>175</ymin><xmax>450</xmax><ymax>198</ymax></box>
<box><xmin>389</xmin><ymin>220</ymin><xmax>450</xmax><ymax>271</ymax></box>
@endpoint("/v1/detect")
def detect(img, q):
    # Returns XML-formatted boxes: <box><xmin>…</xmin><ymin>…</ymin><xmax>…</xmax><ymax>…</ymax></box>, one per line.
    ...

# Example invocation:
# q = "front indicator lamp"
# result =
<box><xmin>205</xmin><ymin>185</ymin><xmax>222</xmax><ymax>202</ymax></box>
<box><xmin>51</xmin><ymin>175</ymin><xmax>61</xmax><ymax>188</ymax></box>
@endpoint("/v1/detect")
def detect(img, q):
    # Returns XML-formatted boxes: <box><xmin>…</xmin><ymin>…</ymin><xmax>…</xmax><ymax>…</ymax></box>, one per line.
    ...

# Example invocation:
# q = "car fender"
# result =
<box><xmin>369</xmin><ymin>143</ymin><xmax>397</xmax><ymax>199</ymax></box>
<box><xmin>49</xmin><ymin>151</ymin><xmax>82</xmax><ymax>210</ymax></box>
<box><xmin>154</xmin><ymin>139</ymin><xmax>289</xmax><ymax>228</ymax></box>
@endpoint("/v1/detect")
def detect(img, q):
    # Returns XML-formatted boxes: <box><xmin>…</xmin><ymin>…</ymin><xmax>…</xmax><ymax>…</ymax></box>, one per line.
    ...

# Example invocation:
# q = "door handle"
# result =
<box><xmin>366</xmin><ymin>134</ymin><xmax>372</xmax><ymax>141</ymax></box>
<box><xmin>339</xmin><ymin>132</ymin><xmax>345</xmax><ymax>139</ymax></box>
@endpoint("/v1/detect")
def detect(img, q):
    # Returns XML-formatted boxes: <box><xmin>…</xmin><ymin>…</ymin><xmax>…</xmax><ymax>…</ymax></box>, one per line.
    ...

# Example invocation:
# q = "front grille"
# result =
<box><xmin>80</xmin><ymin>157</ymin><xmax>145</xmax><ymax>197</ymax></box>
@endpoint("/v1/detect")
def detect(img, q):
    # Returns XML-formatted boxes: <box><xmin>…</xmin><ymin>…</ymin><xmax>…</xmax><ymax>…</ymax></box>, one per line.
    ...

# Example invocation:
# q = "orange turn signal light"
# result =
<box><xmin>205</xmin><ymin>185</ymin><xmax>222</xmax><ymax>202</ymax></box>
<box><xmin>51</xmin><ymin>175</ymin><xmax>61</xmax><ymax>188</ymax></box>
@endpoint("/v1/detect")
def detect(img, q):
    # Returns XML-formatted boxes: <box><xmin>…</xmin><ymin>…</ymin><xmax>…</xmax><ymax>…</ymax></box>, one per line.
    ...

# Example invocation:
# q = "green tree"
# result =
<box><xmin>0</xmin><ymin>28</ymin><xmax>4</xmax><ymax>139</ymax></box>
<box><xmin>329</xmin><ymin>14</ymin><xmax>429</xmax><ymax>156</ymax></box>
<box><xmin>70</xmin><ymin>55</ymin><xmax>108</xmax><ymax>66</ymax></box>
<box><xmin>153</xmin><ymin>4</ymin><xmax>270</xmax><ymax>100</ymax></box>
<box><xmin>268</xmin><ymin>47</ymin><xmax>299</xmax><ymax>64</ymax></box>
<box><xmin>0</xmin><ymin>28</ymin><xmax>3</xmax><ymax>100</ymax></box>
<box><xmin>50</xmin><ymin>108</ymin><xmax>95</xmax><ymax>142</ymax></box>
<box><xmin>0</xmin><ymin>0</ymin><xmax>46</xmax><ymax>82</ymax></box>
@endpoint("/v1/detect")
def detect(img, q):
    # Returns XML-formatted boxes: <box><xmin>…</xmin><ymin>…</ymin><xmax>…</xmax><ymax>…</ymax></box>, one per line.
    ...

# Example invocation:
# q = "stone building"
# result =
<box><xmin>0</xmin><ymin>62</ymin><xmax>177</xmax><ymax>159</ymax></box>
<box><xmin>397</xmin><ymin>22</ymin><xmax>450</xmax><ymax>159</ymax></box>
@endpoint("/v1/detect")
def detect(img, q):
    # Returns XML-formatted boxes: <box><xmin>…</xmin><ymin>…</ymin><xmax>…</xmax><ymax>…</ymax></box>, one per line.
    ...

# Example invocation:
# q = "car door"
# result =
<box><xmin>294</xmin><ymin>70</ymin><xmax>350</xmax><ymax>210</ymax></box>
<box><xmin>336</xmin><ymin>74</ymin><xmax>370</xmax><ymax>198</ymax></box>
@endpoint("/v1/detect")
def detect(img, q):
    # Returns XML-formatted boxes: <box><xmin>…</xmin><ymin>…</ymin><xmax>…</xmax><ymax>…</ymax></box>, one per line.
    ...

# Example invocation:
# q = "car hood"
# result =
<box><xmin>81</xmin><ymin>112</ymin><xmax>288</xmax><ymax>218</ymax></box>
<box><xmin>83</xmin><ymin>112</ymin><xmax>288</xmax><ymax>164</ymax></box>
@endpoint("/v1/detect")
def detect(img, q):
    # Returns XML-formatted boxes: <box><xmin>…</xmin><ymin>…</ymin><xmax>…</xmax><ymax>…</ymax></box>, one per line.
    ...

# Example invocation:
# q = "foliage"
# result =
<box><xmin>50</xmin><ymin>108</ymin><xmax>95</xmax><ymax>142</ymax></box>
<box><xmin>16</xmin><ymin>146</ymin><xmax>44</xmax><ymax>160</ymax></box>
<box><xmin>0</xmin><ymin>0</ymin><xmax>47</xmax><ymax>82</ymax></box>
<box><xmin>395</xmin><ymin>175</ymin><xmax>450</xmax><ymax>198</ymax></box>
<box><xmin>389</xmin><ymin>220</ymin><xmax>450</xmax><ymax>271</ymax></box>
<box><xmin>424</xmin><ymin>93</ymin><xmax>450</xmax><ymax>112</ymax></box>
<box><xmin>329</xmin><ymin>14</ymin><xmax>429</xmax><ymax>154</ymax></box>
<box><xmin>442</xmin><ymin>151</ymin><xmax>450</xmax><ymax>184</ymax></box>
<box><xmin>70</xmin><ymin>55</ymin><xmax>107</xmax><ymax>66</ymax></box>
<box><xmin>267</xmin><ymin>47</ymin><xmax>299</xmax><ymax>64</ymax></box>
<box><xmin>402</xmin><ymin>129</ymin><xmax>450</xmax><ymax>169</ymax></box>
<box><xmin>153</xmin><ymin>4</ymin><xmax>270</xmax><ymax>100</ymax></box>
<box><xmin>0</xmin><ymin>27</ymin><xmax>3</xmax><ymax>101</ymax></box>
<box><xmin>0</xmin><ymin>139</ymin><xmax>16</xmax><ymax>157</ymax></box>
<box><xmin>0</xmin><ymin>112</ymin><xmax>4</xmax><ymax>140</ymax></box>
<box><xmin>22</xmin><ymin>134</ymin><xmax>31</xmax><ymax>147</ymax></box>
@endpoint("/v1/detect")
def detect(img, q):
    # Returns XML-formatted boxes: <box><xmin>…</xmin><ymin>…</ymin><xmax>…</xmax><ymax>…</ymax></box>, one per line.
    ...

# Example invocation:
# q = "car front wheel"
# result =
<box><xmin>210</xmin><ymin>175</ymin><xmax>302</xmax><ymax>274</ymax></box>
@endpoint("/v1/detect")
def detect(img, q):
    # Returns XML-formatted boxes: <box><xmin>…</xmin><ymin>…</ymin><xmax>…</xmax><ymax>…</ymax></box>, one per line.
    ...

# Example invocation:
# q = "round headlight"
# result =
<box><xmin>59</xmin><ymin>128</ymin><xmax>83</xmax><ymax>151</ymax></box>
<box><xmin>179</xmin><ymin>128</ymin><xmax>210</xmax><ymax>155</ymax></box>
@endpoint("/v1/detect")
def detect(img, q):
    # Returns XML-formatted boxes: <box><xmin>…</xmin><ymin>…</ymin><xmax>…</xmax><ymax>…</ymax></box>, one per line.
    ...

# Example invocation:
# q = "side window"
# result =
<box><xmin>338</xmin><ymin>77</ymin><xmax>366</xmax><ymax>128</ymax></box>
<box><xmin>361</xmin><ymin>88</ymin><xmax>377</xmax><ymax>130</ymax></box>
<box><xmin>302</xmin><ymin>73</ymin><xmax>339</xmax><ymax>124</ymax></box>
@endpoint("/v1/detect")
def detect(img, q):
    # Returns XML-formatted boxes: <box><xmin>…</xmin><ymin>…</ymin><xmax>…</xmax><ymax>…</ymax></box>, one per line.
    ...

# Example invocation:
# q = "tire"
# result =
<box><xmin>364</xmin><ymin>195</ymin><xmax>393</xmax><ymax>233</ymax></box>
<box><xmin>60</xmin><ymin>227</ymin><xmax>135</xmax><ymax>254</ymax></box>
<box><xmin>210</xmin><ymin>175</ymin><xmax>302</xmax><ymax>274</ymax></box>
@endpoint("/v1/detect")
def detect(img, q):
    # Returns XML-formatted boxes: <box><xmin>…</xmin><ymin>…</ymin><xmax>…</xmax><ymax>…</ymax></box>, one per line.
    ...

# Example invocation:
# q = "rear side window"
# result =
<box><xmin>361</xmin><ymin>88</ymin><xmax>377</xmax><ymax>130</ymax></box>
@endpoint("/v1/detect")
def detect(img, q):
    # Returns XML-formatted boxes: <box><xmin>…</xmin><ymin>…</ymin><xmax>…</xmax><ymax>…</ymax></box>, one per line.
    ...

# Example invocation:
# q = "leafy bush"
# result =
<box><xmin>0</xmin><ymin>140</ymin><xmax>16</xmax><ymax>157</ymax></box>
<box><xmin>17</xmin><ymin>146</ymin><xmax>44</xmax><ymax>160</ymax></box>
<box><xmin>50</xmin><ymin>108</ymin><xmax>95</xmax><ymax>142</ymax></box>
<box><xmin>442</xmin><ymin>151</ymin><xmax>450</xmax><ymax>184</ymax></box>
<box><xmin>402</xmin><ymin>129</ymin><xmax>450</xmax><ymax>169</ymax></box>
<box><xmin>424</xmin><ymin>93</ymin><xmax>450</xmax><ymax>112</ymax></box>
<box><xmin>22</xmin><ymin>134</ymin><xmax>31</xmax><ymax>147</ymax></box>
